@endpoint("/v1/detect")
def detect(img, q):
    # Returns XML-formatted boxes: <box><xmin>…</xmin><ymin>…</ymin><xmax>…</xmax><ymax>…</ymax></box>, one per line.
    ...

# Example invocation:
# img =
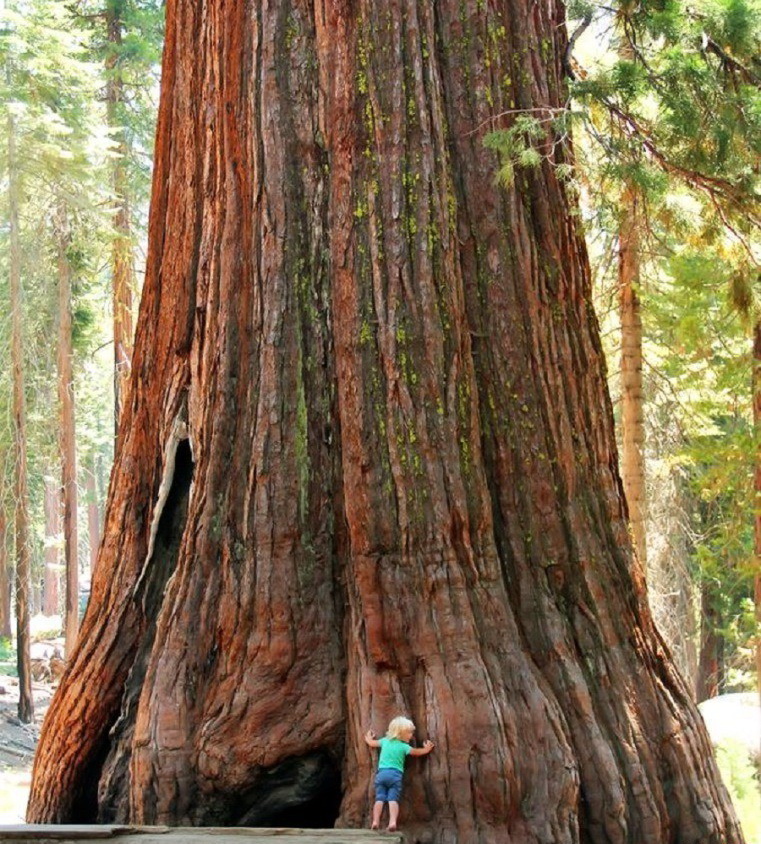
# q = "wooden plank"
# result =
<box><xmin>0</xmin><ymin>827</ymin><xmax>134</xmax><ymax>840</ymax></box>
<box><xmin>0</xmin><ymin>828</ymin><xmax>403</xmax><ymax>844</ymax></box>
<box><xmin>117</xmin><ymin>835</ymin><xmax>402</xmax><ymax>844</ymax></box>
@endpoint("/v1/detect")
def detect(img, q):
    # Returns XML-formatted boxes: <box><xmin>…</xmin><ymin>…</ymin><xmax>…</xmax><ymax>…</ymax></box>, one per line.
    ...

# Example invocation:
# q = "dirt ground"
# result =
<box><xmin>0</xmin><ymin>675</ymin><xmax>54</xmax><ymax>824</ymax></box>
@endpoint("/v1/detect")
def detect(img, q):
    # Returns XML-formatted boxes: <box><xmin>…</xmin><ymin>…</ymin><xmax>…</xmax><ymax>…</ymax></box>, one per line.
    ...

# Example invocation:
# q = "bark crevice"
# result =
<box><xmin>138</xmin><ymin>414</ymin><xmax>191</xmax><ymax>593</ymax></box>
<box><xmin>97</xmin><ymin>437</ymin><xmax>195</xmax><ymax>822</ymax></box>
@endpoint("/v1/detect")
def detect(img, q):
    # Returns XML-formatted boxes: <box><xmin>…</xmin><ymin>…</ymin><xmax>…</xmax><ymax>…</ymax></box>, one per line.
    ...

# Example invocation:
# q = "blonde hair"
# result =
<box><xmin>386</xmin><ymin>716</ymin><xmax>415</xmax><ymax>740</ymax></box>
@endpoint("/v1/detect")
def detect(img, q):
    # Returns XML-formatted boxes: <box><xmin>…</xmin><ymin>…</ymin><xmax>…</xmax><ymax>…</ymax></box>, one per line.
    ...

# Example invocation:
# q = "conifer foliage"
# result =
<box><xmin>580</xmin><ymin>0</ymin><xmax>760</xmax><ymax>697</ymax></box>
<box><xmin>0</xmin><ymin>0</ymin><xmax>162</xmax><ymax>717</ymax></box>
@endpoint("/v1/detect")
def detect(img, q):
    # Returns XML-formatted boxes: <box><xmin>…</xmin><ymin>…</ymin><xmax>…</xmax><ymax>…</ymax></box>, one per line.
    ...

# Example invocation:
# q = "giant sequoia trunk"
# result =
<box><xmin>29</xmin><ymin>2</ymin><xmax>741</xmax><ymax>841</ymax></box>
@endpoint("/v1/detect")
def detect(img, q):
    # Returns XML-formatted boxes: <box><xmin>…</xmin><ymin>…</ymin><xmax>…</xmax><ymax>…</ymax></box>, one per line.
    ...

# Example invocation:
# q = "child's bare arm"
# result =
<box><xmin>410</xmin><ymin>739</ymin><xmax>435</xmax><ymax>757</ymax></box>
<box><xmin>364</xmin><ymin>730</ymin><xmax>381</xmax><ymax>748</ymax></box>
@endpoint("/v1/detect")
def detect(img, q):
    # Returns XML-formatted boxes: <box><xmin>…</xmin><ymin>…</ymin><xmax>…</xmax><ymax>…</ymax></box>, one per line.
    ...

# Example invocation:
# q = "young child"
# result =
<box><xmin>364</xmin><ymin>715</ymin><xmax>435</xmax><ymax>832</ymax></box>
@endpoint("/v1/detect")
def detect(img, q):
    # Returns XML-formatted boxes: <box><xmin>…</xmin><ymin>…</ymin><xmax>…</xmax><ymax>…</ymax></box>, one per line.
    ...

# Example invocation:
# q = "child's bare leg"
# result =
<box><xmin>371</xmin><ymin>801</ymin><xmax>384</xmax><ymax>830</ymax></box>
<box><xmin>387</xmin><ymin>800</ymin><xmax>400</xmax><ymax>832</ymax></box>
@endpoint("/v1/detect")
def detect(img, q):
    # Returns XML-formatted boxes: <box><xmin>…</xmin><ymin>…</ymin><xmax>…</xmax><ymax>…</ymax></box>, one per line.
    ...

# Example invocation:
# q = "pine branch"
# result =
<box><xmin>703</xmin><ymin>35</ymin><xmax>761</xmax><ymax>87</ymax></box>
<box><xmin>581</xmin><ymin>93</ymin><xmax>761</xmax><ymax>228</ymax></box>
<box><xmin>564</xmin><ymin>11</ymin><xmax>593</xmax><ymax>80</ymax></box>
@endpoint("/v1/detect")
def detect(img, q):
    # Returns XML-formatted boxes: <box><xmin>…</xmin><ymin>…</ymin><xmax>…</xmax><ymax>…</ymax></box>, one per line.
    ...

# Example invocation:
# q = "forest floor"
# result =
<box><xmin>0</xmin><ymin>617</ymin><xmax>61</xmax><ymax>825</ymax></box>
<box><xmin>0</xmin><ymin>675</ymin><xmax>54</xmax><ymax>824</ymax></box>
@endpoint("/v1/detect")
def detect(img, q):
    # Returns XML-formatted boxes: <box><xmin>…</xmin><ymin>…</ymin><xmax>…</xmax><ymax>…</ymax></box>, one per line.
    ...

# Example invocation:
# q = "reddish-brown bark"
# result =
<box><xmin>29</xmin><ymin>1</ymin><xmax>742</xmax><ymax>841</ymax></box>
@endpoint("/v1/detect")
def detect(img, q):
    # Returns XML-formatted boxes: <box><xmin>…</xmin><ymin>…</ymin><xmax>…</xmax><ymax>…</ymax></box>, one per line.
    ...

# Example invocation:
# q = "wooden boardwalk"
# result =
<box><xmin>0</xmin><ymin>828</ymin><xmax>403</xmax><ymax>844</ymax></box>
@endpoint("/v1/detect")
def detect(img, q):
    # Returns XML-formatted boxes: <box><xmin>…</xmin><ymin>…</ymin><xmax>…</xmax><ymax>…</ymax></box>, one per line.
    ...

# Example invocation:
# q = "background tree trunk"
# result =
<box><xmin>619</xmin><ymin>188</ymin><xmax>647</xmax><ymax>567</ymax></box>
<box><xmin>642</xmin><ymin>453</ymin><xmax>699</xmax><ymax>695</ymax></box>
<box><xmin>43</xmin><ymin>479</ymin><xmax>61</xmax><ymax>617</ymax></box>
<box><xmin>106</xmin><ymin>4</ymin><xmax>135</xmax><ymax>428</ymax></box>
<box><xmin>57</xmin><ymin>205</ymin><xmax>80</xmax><ymax>656</ymax></box>
<box><xmin>753</xmin><ymin>321</ymin><xmax>760</xmax><ymax>703</ymax></box>
<box><xmin>28</xmin><ymin>1</ymin><xmax>741</xmax><ymax>841</ymax></box>
<box><xmin>86</xmin><ymin>464</ymin><xmax>101</xmax><ymax>576</ymax></box>
<box><xmin>32</xmin><ymin>572</ymin><xmax>42</xmax><ymax>616</ymax></box>
<box><xmin>616</xmin><ymin>30</ymin><xmax>647</xmax><ymax>571</ymax></box>
<box><xmin>696</xmin><ymin>584</ymin><xmax>723</xmax><ymax>702</ymax></box>
<box><xmin>0</xmin><ymin>506</ymin><xmax>11</xmax><ymax>639</ymax></box>
<box><xmin>8</xmin><ymin>109</ymin><xmax>34</xmax><ymax>724</ymax></box>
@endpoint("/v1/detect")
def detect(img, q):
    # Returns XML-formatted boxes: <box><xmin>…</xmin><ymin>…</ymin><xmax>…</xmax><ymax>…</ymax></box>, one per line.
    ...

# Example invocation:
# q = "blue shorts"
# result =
<box><xmin>374</xmin><ymin>767</ymin><xmax>403</xmax><ymax>802</ymax></box>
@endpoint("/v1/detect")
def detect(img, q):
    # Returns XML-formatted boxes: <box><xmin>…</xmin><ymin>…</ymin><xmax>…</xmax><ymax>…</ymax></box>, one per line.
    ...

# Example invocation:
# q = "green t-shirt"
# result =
<box><xmin>378</xmin><ymin>737</ymin><xmax>412</xmax><ymax>773</ymax></box>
